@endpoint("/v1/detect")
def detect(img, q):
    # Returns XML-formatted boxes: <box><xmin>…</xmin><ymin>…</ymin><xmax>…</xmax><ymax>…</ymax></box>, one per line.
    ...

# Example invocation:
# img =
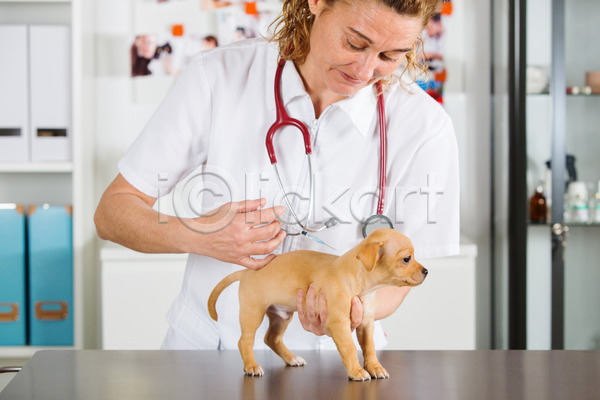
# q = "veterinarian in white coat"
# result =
<box><xmin>94</xmin><ymin>0</ymin><xmax>459</xmax><ymax>350</ymax></box>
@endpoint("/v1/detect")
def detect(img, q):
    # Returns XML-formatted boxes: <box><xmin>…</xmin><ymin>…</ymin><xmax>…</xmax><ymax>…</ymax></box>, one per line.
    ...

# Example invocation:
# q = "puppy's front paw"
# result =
<box><xmin>286</xmin><ymin>355</ymin><xmax>306</xmax><ymax>367</ymax></box>
<box><xmin>365</xmin><ymin>363</ymin><xmax>389</xmax><ymax>379</ymax></box>
<box><xmin>244</xmin><ymin>364</ymin><xmax>264</xmax><ymax>377</ymax></box>
<box><xmin>348</xmin><ymin>367</ymin><xmax>371</xmax><ymax>381</ymax></box>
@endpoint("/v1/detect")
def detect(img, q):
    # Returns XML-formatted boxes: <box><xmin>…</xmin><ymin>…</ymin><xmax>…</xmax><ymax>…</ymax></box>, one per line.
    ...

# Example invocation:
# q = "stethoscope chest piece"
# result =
<box><xmin>362</xmin><ymin>214</ymin><xmax>394</xmax><ymax>238</ymax></box>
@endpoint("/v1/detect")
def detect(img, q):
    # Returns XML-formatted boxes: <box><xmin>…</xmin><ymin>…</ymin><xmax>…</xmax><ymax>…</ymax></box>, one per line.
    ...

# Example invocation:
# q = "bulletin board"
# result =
<box><xmin>416</xmin><ymin>0</ymin><xmax>453</xmax><ymax>105</ymax></box>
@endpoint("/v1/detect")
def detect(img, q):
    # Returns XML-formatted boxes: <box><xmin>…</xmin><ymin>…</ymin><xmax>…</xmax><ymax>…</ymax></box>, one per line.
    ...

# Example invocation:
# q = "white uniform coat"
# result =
<box><xmin>118</xmin><ymin>38</ymin><xmax>460</xmax><ymax>350</ymax></box>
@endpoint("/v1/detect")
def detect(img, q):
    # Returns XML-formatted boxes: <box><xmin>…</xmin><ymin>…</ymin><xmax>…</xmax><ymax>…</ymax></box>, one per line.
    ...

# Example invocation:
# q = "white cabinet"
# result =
<box><xmin>380</xmin><ymin>235</ymin><xmax>478</xmax><ymax>350</ymax></box>
<box><xmin>100</xmin><ymin>244</ymin><xmax>187</xmax><ymax>350</ymax></box>
<box><xmin>101</xmin><ymin>237</ymin><xmax>477</xmax><ymax>350</ymax></box>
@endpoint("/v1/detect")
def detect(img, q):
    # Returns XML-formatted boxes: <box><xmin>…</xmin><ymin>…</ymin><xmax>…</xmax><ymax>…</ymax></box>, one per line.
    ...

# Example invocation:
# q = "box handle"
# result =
<box><xmin>35</xmin><ymin>301</ymin><xmax>68</xmax><ymax>321</ymax></box>
<box><xmin>0</xmin><ymin>303</ymin><xmax>19</xmax><ymax>322</ymax></box>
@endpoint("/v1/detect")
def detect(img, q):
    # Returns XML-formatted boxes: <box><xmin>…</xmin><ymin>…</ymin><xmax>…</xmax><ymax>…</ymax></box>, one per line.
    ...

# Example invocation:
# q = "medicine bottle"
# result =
<box><xmin>570</xmin><ymin>194</ymin><xmax>590</xmax><ymax>224</ymax></box>
<box><xmin>592</xmin><ymin>190</ymin><xmax>600</xmax><ymax>224</ymax></box>
<box><xmin>529</xmin><ymin>185</ymin><xmax>547</xmax><ymax>224</ymax></box>
<box><xmin>567</xmin><ymin>181</ymin><xmax>590</xmax><ymax>224</ymax></box>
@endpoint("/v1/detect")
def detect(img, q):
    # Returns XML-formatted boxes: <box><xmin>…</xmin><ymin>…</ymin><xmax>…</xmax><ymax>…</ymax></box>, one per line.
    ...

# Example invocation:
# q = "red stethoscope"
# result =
<box><xmin>265</xmin><ymin>59</ymin><xmax>394</xmax><ymax>245</ymax></box>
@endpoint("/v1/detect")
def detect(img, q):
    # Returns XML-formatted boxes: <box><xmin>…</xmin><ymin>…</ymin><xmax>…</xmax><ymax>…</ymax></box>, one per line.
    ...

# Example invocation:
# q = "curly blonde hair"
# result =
<box><xmin>268</xmin><ymin>0</ymin><xmax>441</xmax><ymax>84</ymax></box>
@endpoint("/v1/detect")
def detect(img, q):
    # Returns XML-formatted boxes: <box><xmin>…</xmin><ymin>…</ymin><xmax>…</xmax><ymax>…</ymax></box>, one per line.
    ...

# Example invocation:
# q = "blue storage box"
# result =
<box><xmin>28</xmin><ymin>204</ymin><xmax>73</xmax><ymax>346</ymax></box>
<box><xmin>0</xmin><ymin>204</ymin><xmax>27</xmax><ymax>346</ymax></box>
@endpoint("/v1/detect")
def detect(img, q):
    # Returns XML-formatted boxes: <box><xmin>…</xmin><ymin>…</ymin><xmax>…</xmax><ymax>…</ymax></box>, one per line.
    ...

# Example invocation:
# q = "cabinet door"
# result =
<box><xmin>559</xmin><ymin>0</ymin><xmax>600</xmax><ymax>350</ymax></box>
<box><xmin>380</xmin><ymin>251</ymin><xmax>477</xmax><ymax>350</ymax></box>
<box><xmin>525</xmin><ymin>0</ymin><xmax>600</xmax><ymax>350</ymax></box>
<box><xmin>101</xmin><ymin>250</ymin><xmax>186</xmax><ymax>350</ymax></box>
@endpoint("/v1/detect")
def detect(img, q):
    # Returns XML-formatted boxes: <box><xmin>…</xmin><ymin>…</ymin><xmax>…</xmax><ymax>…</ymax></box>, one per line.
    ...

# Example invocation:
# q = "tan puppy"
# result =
<box><xmin>207</xmin><ymin>228</ymin><xmax>427</xmax><ymax>381</ymax></box>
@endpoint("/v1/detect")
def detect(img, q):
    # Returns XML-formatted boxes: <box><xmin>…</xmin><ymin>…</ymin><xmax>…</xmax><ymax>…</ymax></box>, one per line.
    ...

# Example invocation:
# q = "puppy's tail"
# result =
<box><xmin>207</xmin><ymin>270</ymin><xmax>247</xmax><ymax>321</ymax></box>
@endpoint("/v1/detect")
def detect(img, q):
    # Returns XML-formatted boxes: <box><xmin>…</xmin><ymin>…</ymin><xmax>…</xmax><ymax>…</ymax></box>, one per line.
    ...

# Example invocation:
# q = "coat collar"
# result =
<box><xmin>265</xmin><ymin>57</ymin><xmax>380</xmax><ymax>138</ymax></box>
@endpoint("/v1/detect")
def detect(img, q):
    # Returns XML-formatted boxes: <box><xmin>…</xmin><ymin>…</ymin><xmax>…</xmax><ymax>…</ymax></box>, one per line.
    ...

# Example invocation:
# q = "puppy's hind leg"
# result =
<box><xmin>238</xmin><ymin>304</ymin><xmax>266</xmax><ymax>377</ymax></box>
<box><xmin>264</xmin><ymin>311</ymin><xmax>306</xmax><ymax>367</ymax></box>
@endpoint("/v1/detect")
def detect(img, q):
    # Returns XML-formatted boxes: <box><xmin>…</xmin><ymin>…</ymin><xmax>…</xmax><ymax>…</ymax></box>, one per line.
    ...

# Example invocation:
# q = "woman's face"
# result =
<box><xmin>303</xmin><ymin>0</ymin><xmax>424</xmax><ymax>97</ymax></box>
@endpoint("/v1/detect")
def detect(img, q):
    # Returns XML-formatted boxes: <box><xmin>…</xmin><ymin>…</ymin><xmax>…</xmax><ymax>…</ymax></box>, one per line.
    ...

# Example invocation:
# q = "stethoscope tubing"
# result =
<box><xmin>266</xmin><ymin>59</ymin><xmax>388</xmax><ymax>235</ymax></box>
<box><xmin>273</xmin><ymin>157</ymin><xmax>325</xmax><ymax>234</ymax></box>
<box><xmin>266</xmin><ymin>59</ymin><xmax>312</xmax><ymax>165</ymax></box>
<box><xmin>375</xmin><ymin>81</ymin><xmax>387</xmax><ymax>215</ymax></box>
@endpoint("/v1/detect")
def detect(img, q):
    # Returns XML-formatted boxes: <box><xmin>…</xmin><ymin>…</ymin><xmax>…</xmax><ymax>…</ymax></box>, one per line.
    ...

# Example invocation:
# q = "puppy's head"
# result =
<box><xmin>356</xmin><ymin>228</ymin><xmax>427</xmax><ymax>287</ymax></box>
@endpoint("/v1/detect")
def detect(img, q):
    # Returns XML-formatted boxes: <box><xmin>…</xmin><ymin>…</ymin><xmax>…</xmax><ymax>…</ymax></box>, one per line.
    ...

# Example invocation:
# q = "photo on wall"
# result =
<box><xmin>131</xmin><ymin>26</ymin><xmax>219</xmax><ymax>78</ymax></box>
<box><xmin>130</xmin><ymin>0</ymin><xmax>283</xmax><ymax>105</ymax></box>
<box><xmin>131</xmin><ymin>33</ymin><xmax>175</xmax><ymax>77</ymax></box>
<box><xmin>213</xmin><ymin>0</ymin><xmax>282</xmax><ymax>46</ymax></box>
<box><xmin>416</xmin><ymin>0</ymin><xmax>452</xmax><ymax>105</ymax></box>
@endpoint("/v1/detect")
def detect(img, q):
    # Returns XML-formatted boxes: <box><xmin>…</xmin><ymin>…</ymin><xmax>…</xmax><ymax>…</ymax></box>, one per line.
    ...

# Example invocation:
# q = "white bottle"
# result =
<box><xmin>568</xmin><ymin>182</ymin><xmax>589</xmax><ymax>224</ymax></box>
<box><xmin>571</xmin><ymin>194</ymin><xmax>590</xmax><ymax>223</ymax></box>
<box><xmin>592</xmin><ymin>182</ymin><xmax>600</xmax><ymax>224</ymax></box>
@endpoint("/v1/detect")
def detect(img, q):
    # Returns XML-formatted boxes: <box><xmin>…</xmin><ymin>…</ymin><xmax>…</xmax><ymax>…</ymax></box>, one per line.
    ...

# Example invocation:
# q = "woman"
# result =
<box><xmin>95</xmin><ymin>0</ymin><xmax>459</xmax><ymax>350</ymax></box>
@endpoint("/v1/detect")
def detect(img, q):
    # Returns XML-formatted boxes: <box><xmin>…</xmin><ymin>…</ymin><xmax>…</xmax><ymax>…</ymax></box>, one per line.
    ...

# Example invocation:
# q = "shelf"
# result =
<box><xmin>528</xmin><ymin>221</ymin><xmax>600</xmax><ymax>227</ymax></box>
<box><xmin>0</xmin><ymin>162</ymin><xmax>73</xmax><ymax>173</ymax></box>
<box><xmin>0</xmin><ymin>0</ymin><xmax>70</xmax><ymax>3</ymax></box>
<box><xmin>0</xmin><ymin>0</ymin><xmax>84</xmax><ymax>359</ymax></box>
<box><xmin>564</xmin><ymin>222</ymin><xmax>600</xmax><ymax>228</ymax></box>
<box><xmin>0</xmin><ymin>346</ymin><xmax>74</xmax><ymax>358</ymax></box>
<box><xmin>527</xmin><ymin>92</ymin><xmax>600</xmax><ymax>97</ymax></box>
<box><xmin>0</xmin><ymin>1</ymin><xmax>72</xmax><ymax>25</ymax></box>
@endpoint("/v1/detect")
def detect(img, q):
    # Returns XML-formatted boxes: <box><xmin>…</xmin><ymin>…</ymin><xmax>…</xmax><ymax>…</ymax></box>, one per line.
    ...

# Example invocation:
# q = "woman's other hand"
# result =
<box><xmin>296</xmin><ymin>284</ymin><xmax>363</xmax><ymax>336</ymax></box>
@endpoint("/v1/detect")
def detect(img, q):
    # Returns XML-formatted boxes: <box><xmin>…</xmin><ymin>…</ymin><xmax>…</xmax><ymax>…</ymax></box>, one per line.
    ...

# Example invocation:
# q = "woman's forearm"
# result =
<box><xmin>375</xmin><ymin>286</ymin><xmax>412</xmax><ymax>320</ymax></box>
<box><xmin>94</xmin><ymin>175</ymin><xmax>190</xmax><ymax>254</ymax></box>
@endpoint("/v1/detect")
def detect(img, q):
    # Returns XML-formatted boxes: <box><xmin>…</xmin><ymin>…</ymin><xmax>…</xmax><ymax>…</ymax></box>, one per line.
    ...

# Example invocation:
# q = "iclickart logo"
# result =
<box><xmin>156</xmin><ymin>167</ymin><xmax>445</xmax><ymax>234</ymax></box>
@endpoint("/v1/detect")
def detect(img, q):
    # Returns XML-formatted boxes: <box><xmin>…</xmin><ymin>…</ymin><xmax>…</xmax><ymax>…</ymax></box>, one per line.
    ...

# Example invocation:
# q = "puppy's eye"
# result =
<box><xmin>403</xmin><ymin>256</ymin><xmax>411</xmax><ymax>263</ymax></box>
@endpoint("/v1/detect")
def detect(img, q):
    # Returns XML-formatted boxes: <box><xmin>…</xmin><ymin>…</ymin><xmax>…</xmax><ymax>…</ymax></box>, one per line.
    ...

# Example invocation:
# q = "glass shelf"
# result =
<box><xmin>527</xmin><ymin>92</ymin><xmax>600</xmax><ymax>97</ymax></box>
<box><xmin>564</xmin><ymin>222</ymin><xmax>600</xmax><ymax>227</ymax></box>
<box><xmin>528</xmin><ymin>221</ymin><xmax>600</xmax><ymax>227</ymax></box>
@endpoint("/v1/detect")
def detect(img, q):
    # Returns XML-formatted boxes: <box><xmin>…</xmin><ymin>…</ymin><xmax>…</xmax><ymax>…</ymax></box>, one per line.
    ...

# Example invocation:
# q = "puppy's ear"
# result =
<box><xmin>356</xmin><ymin>241</ymin><xmax>384</xmax><ymax>271</ymax></box>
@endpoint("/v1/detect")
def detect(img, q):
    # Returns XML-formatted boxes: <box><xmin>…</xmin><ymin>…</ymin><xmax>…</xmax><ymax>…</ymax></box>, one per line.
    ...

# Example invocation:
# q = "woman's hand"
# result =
<box><xmin>94</xmin><ymin>177</ymin><xmax>284</xmax><ymax>270</ymax></box>
<box><xmin>296</xmin><ymin>284</ymin><xmax>363</xmax><ymax>336</ymax></box>
<box><xmin>185</xmin><ymin>198</ymin><xmax>286</xmax><ymax>270</ymax></box>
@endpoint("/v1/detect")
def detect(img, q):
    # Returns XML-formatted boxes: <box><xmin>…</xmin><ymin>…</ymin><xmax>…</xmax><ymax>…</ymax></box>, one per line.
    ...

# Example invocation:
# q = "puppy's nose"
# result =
<box><xmin>421</xmin><ymin>268</ymin><xmax>428</xmax><ymax>277</ymax></box>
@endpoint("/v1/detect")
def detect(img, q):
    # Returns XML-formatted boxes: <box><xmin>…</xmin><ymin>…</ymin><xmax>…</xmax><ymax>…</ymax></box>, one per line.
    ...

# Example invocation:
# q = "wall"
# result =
<box><xmin>491</xmin><ymin>0</ymin><xmax>510</xmax><ymax>349</ymax></box>
<box><xmin>92</xmin><ymin>0</ymin><xmax>160</xmax><ymax>348</ymax></box>
<box><xmin>443</xmin><ymin>0</ymin><xmax>492</xmax><ymax>349</ymax></box>
<box><xmin>90</xmin><ymin>0</ymin><xmax>493</xmax><ymax>349</ymax></box>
